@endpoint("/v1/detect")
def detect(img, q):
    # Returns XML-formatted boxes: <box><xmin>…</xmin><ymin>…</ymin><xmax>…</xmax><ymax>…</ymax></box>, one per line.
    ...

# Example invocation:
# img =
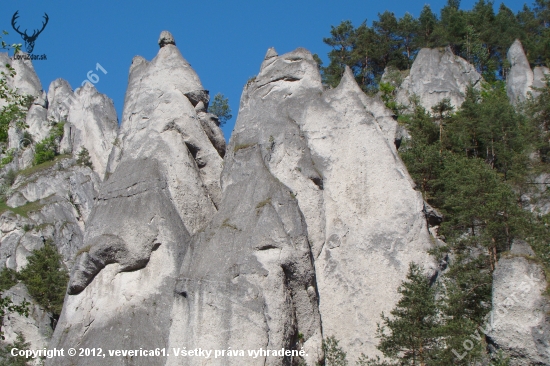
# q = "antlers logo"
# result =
<box><xmin>11</xmin><ymin>11</ymin><xmax>49</xmax><ymax>53</ymax></box>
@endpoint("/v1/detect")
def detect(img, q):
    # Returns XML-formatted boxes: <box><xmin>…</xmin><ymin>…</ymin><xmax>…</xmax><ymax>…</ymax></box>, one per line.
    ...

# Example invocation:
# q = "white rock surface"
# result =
<box><xmin>507</xmin><ymin>40</ymin><xmax>535</xmax><ymax>104</ymax></box>
<box><xmin>108</xmin><ymin>37</ymin><xmax>223</xmax><ymax>233</ymax></box>
<box><xmin>488</xmin><ymin>241</ymin><xmax>550</xmax><ymax>365</ymax></box>
<box><xmin>225</xmin><ymin>48</ymin><xmax>436</xmax><ymax>362</ymax></box>
<box><xmin>395</xmin><ymin>47</ymin><xmax>482</xmax><ymax>112</ymax></box>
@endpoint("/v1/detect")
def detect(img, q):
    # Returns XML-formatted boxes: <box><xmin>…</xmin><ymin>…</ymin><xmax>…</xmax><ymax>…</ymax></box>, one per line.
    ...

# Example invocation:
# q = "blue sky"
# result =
<box><xmin>1</xmin><ymin>0</ymin><xmax>528</xmax><ymax>139</ymax></box>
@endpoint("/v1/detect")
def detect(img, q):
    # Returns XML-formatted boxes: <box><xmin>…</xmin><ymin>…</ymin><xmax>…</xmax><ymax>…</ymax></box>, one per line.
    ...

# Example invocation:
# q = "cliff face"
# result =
<box><xmin>0</xmin><ymin>52</ymin><xmax>115</xmax><ymax>351</ymax></box>
<box><xmin>38</xmin><ymin>37</ymin><xmax>435</xmax><ymax>365</ymax></box>
<box><xmin>489</xmin><ymin>241</ymin><xmax>550</xmax><ymax>365</ymax></box>
<box><xmin>1</xmin><ymin>33</ymin><xmax>548</xmax><ymax>366</ymax></box>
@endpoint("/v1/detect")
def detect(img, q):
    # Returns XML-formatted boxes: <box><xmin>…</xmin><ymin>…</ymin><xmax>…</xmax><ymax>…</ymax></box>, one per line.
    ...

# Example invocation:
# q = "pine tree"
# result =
<box><xmin>76</xmin><ymin>147</ymin><xmax>93</xmax><ymax>169</ymax></box>
<box><xmin>18</xmin><ymin>241</ymin><xmax>68</xmax><ymax>321</ymax></box>
<box><xmin>208</xmin><ymin>93</ymin><xmax>232</xmax><ymax>126</ymax></box>
<box><xmin>370</xmin><ymin>263</ymin><xmax>441</xmax><ymax>366</ymax></box>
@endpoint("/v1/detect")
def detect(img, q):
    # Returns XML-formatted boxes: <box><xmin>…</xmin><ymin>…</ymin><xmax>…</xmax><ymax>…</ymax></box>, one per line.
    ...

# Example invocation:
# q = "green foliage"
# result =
<box><xmin>321</xmin><ymin>0</ymin><xmax>550</xmax><ymax>91</ymax></box>
<box><xmin>365</xmin><ymin>55</ymin><xmax>550</xmax><ymax>365</ymax></box>
<box><xmin>0</xmin><ymin>268</ymin><xmax>17</xmax><ymax>292</ymax></box>
<box><xmin>379</xmin><ymin>82</ymin><xmax>401</xmax><ymax>114</ymax></box>
<box><xmin>0</xmin><ymin>149</ymin><xmax>15</xmax><ymax>167</ymax></box>
<box><xmin>0</xmin><ymin>65</ymin><xmax>31</xmax><ymax>149</ymax></box>
<box><xmin>33</xmin><ymin>122</ymin><xmax>65</xmax><ymax>165</ymax></box>
<box><xmin>319</xmin><ymin>336</ymin><xmax>348</xmax><ymax>366</ymax></box>
<box><xmin>76</xmin><ymin>147</ymin><xmax>93</xmax><ymax>169</ymax></box>
<box><xmin>18</xmin><ymin>241</ymin><xmax>68</xmax><ymax>319</ymax></box>
<box><xmin>208</xmin><ymin>93</ymin><xmax>232</xmax><ymax>126</ymax></box>
<box><xmin>0</xmin><ymin>297</ymin><xmax>29</xmax><ymax>341</ymax></box>
<box><xmin>360</xmin><ymin>263</ymin><xmax>441</xmax><ymax>366</ymax></box>
<box><xmin>0</xmin><ymin>332</ymin><xmax>30</xmax><ymax>366</ymax></box>
<box><xmin>3</xmin><ymin>169</ymin><xmax>17</xmax><ymax>187</ymax></box>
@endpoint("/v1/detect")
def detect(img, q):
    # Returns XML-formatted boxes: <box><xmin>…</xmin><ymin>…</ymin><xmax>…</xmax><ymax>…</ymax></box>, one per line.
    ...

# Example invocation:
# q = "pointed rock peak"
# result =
<box><xmin>158</xmin><ymin>31</ymin><xmax>176</xmax><ymax>48</ymax></box>
<box><xmin>336</xmin><ymin>66</ymin><xmax>362</xmax><ymax>93</ymax></box>
<box><xmin>508</xmin><ymin>39</ymin><xmax>529</xmax><ymax>65</ymax></box>
<box><xmin>264</xmin><ymin>47</ymin><xmax>278</xmax><ymax>60</ymax></box>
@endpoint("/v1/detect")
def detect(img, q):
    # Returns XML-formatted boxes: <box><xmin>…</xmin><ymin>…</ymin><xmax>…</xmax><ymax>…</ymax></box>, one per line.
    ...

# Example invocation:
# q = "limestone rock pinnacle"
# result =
<box><xmin>158</xmin><ymin>30</ymin><xmax>176</xmax><ymax>48</ymax></box>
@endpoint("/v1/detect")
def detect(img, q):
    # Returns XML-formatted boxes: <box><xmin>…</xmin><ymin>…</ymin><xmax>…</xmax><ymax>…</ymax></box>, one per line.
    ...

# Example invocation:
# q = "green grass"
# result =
<box><xmin>0</xmin><ymin>197</ymin><xmax>50</xmax><ymax>218</ymax></box>
<box><xmin>18</xmin><ymin>154</ymin><xmax>71</xmax><ymax>178</ymax></box>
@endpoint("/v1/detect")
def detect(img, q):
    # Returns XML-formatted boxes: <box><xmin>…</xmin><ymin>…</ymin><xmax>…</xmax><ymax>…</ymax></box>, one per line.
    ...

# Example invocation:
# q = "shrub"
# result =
<box><xmin>3</xmin><ymin>169</ymin><xmax>17</xmax><ymax>186</ymax></box>
<box><xmin>33</xmin><ymin>122</ymin><xmax>65</xmax><ymax>166</ymax></box>
<box><xmin>0</xmin><ymin>332</ymin><xmax>31</xmax><ymax>365</ymax></box>
<box><xmin>76</xmin><ymin>147</ymin><xmax>93</xmax><ymax>169</ymax></box>
<box><xmin>18</xmin><ymin>241</ymin><xmax>68</xmax><ymax>319</ymax></box>
<box><xmin>0</xmin><ymin>268</ymin><xmax>17</xmax><ymax>292</ymax></box>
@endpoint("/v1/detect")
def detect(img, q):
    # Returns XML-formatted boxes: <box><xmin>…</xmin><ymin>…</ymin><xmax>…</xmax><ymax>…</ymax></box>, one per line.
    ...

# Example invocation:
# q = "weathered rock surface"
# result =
<box><xmin>488</xmin><ymin>241</ymin><xmax>550</xmax><ymax>365</ymax></box>
<box><xmin>58</xmin><ymin>82</ymin><xmax>118</xmax><ymax>178</ymax></box>
<box><xmin>395</xmin><ymin>47</ymin><xmax>482</xmax><ymax>111</ymax></box>
<box><xmin>48</xmin><ymin>158</ymin><xmax>190</xmax><ymax>366</ymax></box>
<box><xmin>107</xmin><ymin>36</ymin><xmax>223</xmax><ymax>233</ymax></box>
<box><xmin>506</xmin><ymin>39</ymin><xmax>550</xmax><ymax>104</ymax></box>
<box><xmin>226</xmin><ymin>47</ymin><xmax>435</xmax><ymax>361</ymax></box>
<box><xmin>507</xmin><ymin>40</ymin><xmax>535</xmax><ymax>104</ymax></box>
<box><xmin>168</xmin><ymin>146</ymin><xmax>322</xmax><ymax>365</ymax></box>
<box><xmin>2</xmin><ymin>283</ymin><xmax>52</xmax><ymax>352</ymax></box>
<box><xmin>0</xmin><ymin>160</ymin><xmax>99</xmax><ymax>271</ymax></box>
<box><xmin>47</xmin><ymin>32</ymin><xmax>223</xmax><ymax>365</ymax></box>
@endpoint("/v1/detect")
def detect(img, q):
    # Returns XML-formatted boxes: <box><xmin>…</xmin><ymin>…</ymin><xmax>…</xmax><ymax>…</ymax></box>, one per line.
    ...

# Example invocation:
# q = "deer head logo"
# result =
<box><xmin>11</xmin><ymin>11</ymin><xmax>49</xmax><ymax>53</ymax></box>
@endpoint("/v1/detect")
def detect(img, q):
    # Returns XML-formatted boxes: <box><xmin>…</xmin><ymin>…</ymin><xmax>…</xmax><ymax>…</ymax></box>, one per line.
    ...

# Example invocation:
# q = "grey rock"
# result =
<box><xmin>488</xmin><ymin>245</ymin><xmax>550</xmax><ymax>365</ymax></box>
<box><xmin>48</xmin><ymin>158</ymin><xmax>190</xmax><ymax>366</ymax></box>
<box><xmin>261</xmin><ymin>47</ymin><xmax>279</xmax><ymax>70</ymax></box>
<box><xmin>158</xmin><ymin>30</ymin><xmax>176</xmax><ymax>47</ymax></box>
<box><xmin>2</xmin><ymin>283</ymin><xmax>52</xmax><ymax>351</ymax></box>
<box><xmin>0</xmin><ymin>160</ymin><xmax>100</xmax><ymax>272</ymax></box>
<box><xmin>510</xmin><ymin>240</ymin><xmax>536</xmax><ymax>257</ymax></box>
<box><xmin>168</xmin><ymin>146</ymin><xmax>322</xmax><ymax>366</ymax></box>
<box><xmin>108</xmin><ymin>35</ymin><xmax>223</xmax><ymax>232</ymax></box>
<box><xmin>184</xmin><ymin>89</ymin><xmax>210</xmax><ymax>108</ymax></box>
<box><xmin>507</xmin><ymin>40</ymin><xmax>534</xmax><ymax>104</ymax></box>
<box><xmin>423</xmin><ymin>201</ymin><xmax>443</xmax><ymax>227</ymax></box>
<box><xmin>225</xmin><ymin>47</ymin><xmax>436</xmax><ymax>361</ymax></box>
<box><xmin>396</xmin><ymin>47</ymin><xmax>482</xmax><ymax>111</ymax></box>
<box><xmin>197</xmin><ymin>111</ymin><xmax>226</xmax><ymax>157</ymax></box>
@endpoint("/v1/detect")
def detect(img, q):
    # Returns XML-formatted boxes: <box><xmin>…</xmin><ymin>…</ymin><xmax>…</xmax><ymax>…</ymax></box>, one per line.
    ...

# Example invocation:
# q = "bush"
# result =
<box><xmin>321</xmin><ymin>336</ymin><xmax>348</xmax><ymax>366</ymax></box>
<box><xmin>33</xmin><ymin>122</ymin><xmax>65</xmax><ymax>166</ymax></box>
<box><xmin>0</xmin><ymin>332</ymin><xmax>30</xmax><ymax>366</ymax></box>
<box><xmin>76</xmin><ymin>147</ymin><xmax>93</xmax><ymax>169</ymax></box>
<box><xmin>18</xmin><ymin>241</ymin><xmax>68</xmax><ymax>319</ymax></box>
<box><xmin>3</xmin><ymin>169</ymin><xmax>16</xmax><ymax>186</ymax></box>
<box><xmin>0</xmin><ymin>268</ymin><xmax>17</xmax><ymax>292</ymax></box>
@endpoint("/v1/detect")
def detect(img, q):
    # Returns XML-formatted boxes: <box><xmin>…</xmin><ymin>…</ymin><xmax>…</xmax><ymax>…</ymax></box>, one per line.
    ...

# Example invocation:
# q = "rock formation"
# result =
<box><xmin>394</xmin><ymin>47</ymin><xmax>482</xmax><ymax>111</ymax></box>
<box><xmin>488</xmin><ymin>241</ymin><xmax>550</xmax><ymax>365</ymax></box>
<box><xmin>46</xmin><ymin>32</ymin><xmax>226</xmax><ymax>366</ymax></box>
<box><xmin>1</xmin><ymin>31</ymin><xmax>546</xmax><ymax>366</ymax></box>
<box><xmin>36</xmin><ymin>38</ymin><xmax>436</xmax><ymax>365</ymax></box>
<box><xmin>507</xmin><ymin>39</ymin><xmax>550</xmax><ymax>104</ymax></box>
